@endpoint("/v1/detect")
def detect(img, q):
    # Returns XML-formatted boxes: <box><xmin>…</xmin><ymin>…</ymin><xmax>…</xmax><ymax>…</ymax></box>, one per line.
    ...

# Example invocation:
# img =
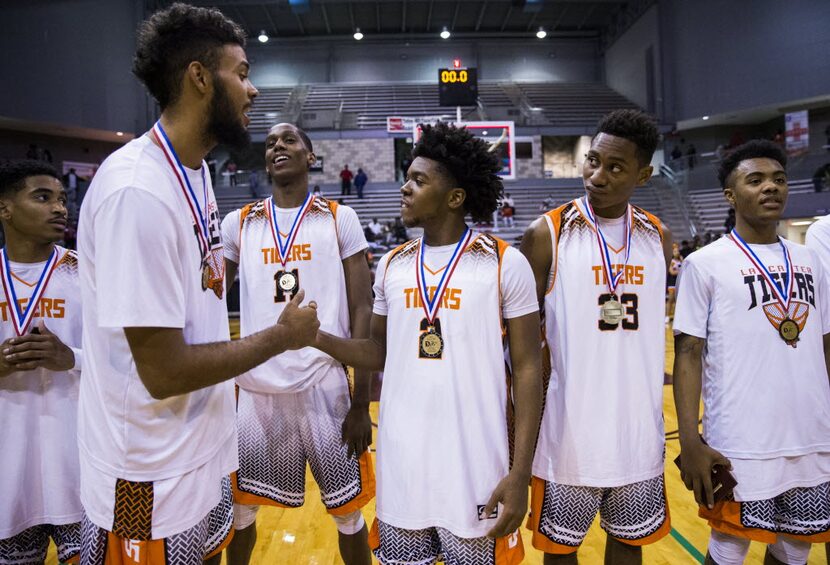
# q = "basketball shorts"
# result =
<box><xmin>0</xmin><ymin>522</ymin><xmax>80</xmax><ymax>564</ymax></box>
<box><xmin>700</xmin><ymin>481</ymin><xmax>830</xmax><ymax>544</ymax></box>
<box><xmin>233</xmin><ymin>366</ymin><xmax>375</xmax><ymax>515</ymax></box>
<box><xmin>369</xmin><ymin>519</ymin><xmax>523</xmax><ymax>565</ymax></box>
<box><xmin>527</xmin><ymin>475</ymin><xmax>670</xmax><ymax>553</ymax></box>
<box><xmin>80</xmin><ymin>476</ymin><xmax>233</xmax><ymax>564</ymax></box>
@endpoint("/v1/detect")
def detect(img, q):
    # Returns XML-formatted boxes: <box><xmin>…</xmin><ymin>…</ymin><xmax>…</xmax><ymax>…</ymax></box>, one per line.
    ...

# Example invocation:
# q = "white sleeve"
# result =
<box><xmin>94</xmin><ymin>188</ymin><xmax>186</xmax><ymax>328</ymax></box>
<box><xmin>806</xmin><ymin>218</ymin><xmax>830</xmax><ymax>272</ymax></box>
<box><xmin>221</xmin><ymin>209</ymin><xmax>242</xmax><ymax>263</ymax></box>
<box><xmin>672</xmin><ymin>254</ymin><xmax>711</xmax><ymax>339</ymax></box>
<box><xmin>335</xmin><ymin>205</ymin><xmax>369</xmax><ymax>260</ymax></box>
<box><xmin>500</xmin><ymin>246</ymin><xmax>539</xmax><ymax>319</ymax></box>
<box><xmin>372</xmin><ymin>252</ymin><xmax>391</xmax><ymax>316</ymax></box>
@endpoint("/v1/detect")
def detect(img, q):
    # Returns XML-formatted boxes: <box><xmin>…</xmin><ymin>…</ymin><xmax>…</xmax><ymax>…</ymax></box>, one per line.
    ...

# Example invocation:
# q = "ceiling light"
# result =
<box><xmin>440</xmin><ymin>27</ymin><xmax>451</xmax><ymax>39</ymax></box>
<box><xmin>353</xmin><ymin>28</ymin><xmax>363</xmax><ymax>40</ymax></box>
<box><xmin>702</xmin><ymin>115</ymin><xmax>710</xmax><ymax>120</ymax></box>
<box><xmin>258</xmin><ymin>30</ymin><xmax>269</xmax><ymax>43</ymax></box>
<box><xmin>536</xmin><ymin>27</ymin><xmax>547</xmax><ymax>39</ymax></box>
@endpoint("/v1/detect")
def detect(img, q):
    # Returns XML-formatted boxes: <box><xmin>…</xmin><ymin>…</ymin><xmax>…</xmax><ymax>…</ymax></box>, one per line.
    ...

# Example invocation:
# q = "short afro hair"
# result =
<box><xmin>133</xmin><ymin>3</ymin><xmax>247</xmax><ymax>110</ymax></box>
<box><xmin>0</xmin><ymin>160</ymin><xmax>61</xmax><ymax>198</ymax></box>
<box><xmin>412</xmin><ymin>122</ymin><xmax>503</xmax><ymax>222</ymax></box>
<box><xmin>595</xmin><ymin>109</ymin><xmax>659</xmax><ymax>166</ymax></box>
<box><xmin>717</xmin><ymin>139</ymin><xmax>787</xmax><ymax>189</ymax></box>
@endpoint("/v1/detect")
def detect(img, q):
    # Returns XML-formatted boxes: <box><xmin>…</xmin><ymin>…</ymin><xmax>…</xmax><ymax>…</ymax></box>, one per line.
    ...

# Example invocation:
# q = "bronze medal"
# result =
<box><xmin>201</xmin><ymin>263</ymin><xmax>211</xmax><ymax>291</ymax></box>
<box><xmin>419</xmin><ymin>327</ymin><xmax>444</xmax><ymax>359</ymax></box>
<box><xmin>779</xmin><ymin>318</ymin><xmax>799</xmax><ymax>343</ymax></box>
<box><xmin>600</xmin><ymin>297</ymin><xmax>625</xmax><ymax>325</ymax></box>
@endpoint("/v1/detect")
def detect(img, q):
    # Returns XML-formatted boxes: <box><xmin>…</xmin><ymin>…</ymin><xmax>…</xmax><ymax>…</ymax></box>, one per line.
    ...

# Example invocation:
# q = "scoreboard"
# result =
<box><xmin>438</xmin><ymin>67</ymin><xmax>478</xmax><ymax>106</ymax></box>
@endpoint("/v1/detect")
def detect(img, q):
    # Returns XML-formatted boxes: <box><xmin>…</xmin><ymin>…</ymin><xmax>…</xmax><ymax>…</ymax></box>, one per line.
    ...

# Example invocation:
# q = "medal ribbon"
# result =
<box><xmin>151</xmin><ymin>121</ymin><xmax>210</xmax><ymax>261</ymax></box>
<box><xmin>582</xmin><ymin>197</ymin><xmax>632</xmax><ymax>296</ymax></box>
<box><xmin>0</xmin><ymin>247</ymin><xmax>60</xmax><ymax>336</ymax></box>
<box><xmin>267</xmin><ymin>193</ymin><xmax>316</xmax><ymax>268</ymax></box>
<box><xmin>729</xmin><ymin>229</ymin><xmax>793</xmax><ymax>313</ymax></box>
<box><xmin>416</xmin><ymin>227</ymin><xmax>473</xmax><ymax>324</ymax></box>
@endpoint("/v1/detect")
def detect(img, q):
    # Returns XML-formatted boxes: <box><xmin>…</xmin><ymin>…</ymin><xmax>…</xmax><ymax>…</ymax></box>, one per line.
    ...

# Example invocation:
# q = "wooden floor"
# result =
<box><xmin>47</xmin><ymin>328</ymin><xmax>827</xmax><ymax>564</ymax></box>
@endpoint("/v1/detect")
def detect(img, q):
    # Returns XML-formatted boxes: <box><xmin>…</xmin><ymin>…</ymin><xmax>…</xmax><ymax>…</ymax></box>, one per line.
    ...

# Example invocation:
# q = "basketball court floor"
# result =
<box><xmin>47</xmin><ymin>326</ymin><xmax>827</xmax><ymax>564</ymax></box>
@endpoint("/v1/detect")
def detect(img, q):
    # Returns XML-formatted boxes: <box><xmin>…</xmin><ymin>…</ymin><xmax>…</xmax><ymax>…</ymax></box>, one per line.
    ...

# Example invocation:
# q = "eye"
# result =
<box><xmin>610</xmin><ymin>164</ymin><xmax>622</xmax><ymax>173</ymax></box>
<box><xmin>586</xmin><ymin>156</ymin><xmax>597</xmax><ymax>165</ymax></box>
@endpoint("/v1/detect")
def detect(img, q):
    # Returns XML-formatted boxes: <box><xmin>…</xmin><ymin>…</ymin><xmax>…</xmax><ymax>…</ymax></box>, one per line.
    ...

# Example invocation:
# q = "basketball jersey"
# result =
<box><xmin>0</xmin><ymin>248</ymin><xmax>83</xmax><ymax>538</ymax></box>
<box><xmin>373</xmin><ymin>232</ymin><xmax>538</xmax><ymax>537</ymax></box>
<box><xmin>533</xmin><ymin>199</ymin><xmax>667</xmax><ymax>487</ymax></box>
<box><xmin>673</xmin><ymin>237</ymin><xmax>830</xmax><ymax>461</ymax></box>
<box><xmin>222</xmin><ymin>196</ymin><xmax>367</xmax><ymax>393</ymax></box>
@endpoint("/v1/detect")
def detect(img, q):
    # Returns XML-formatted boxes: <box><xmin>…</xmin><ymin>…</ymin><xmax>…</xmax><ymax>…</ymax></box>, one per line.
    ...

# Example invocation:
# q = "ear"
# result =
<box><xmin>447</xmin><ymin>187</ymin><xmax>467</xmax><ymax>211</ymax></box>
<box><xmin>637</xmin><ymin>165</ymin><xmax>654</xmax><ymax>185</ymax></box>
<box><xmin>184</xmin><ymin>61</ymin><xmax>210</xmax><ymax>96</ymax></box>
<box><xmin>0</xmin><ymin>198</ymin><xmax>11</xmax><ymax>222</ymax></box>
<box><xmin>307</xmin><ymin>152</ymin><xmax>317</xmax><ymax>169</ymax></box>
<box><xmin>723</xmin><ymin>187</ymin><xmax>736</xmax><ymax>207</ymax></box>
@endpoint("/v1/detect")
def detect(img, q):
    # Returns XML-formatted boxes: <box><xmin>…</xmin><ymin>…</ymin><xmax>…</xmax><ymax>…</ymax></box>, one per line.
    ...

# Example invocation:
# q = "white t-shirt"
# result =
<box><xmin>673</xmin><ymin>236</ymin><xmax>830</xmax><ymax>499</ymax></box>
<box><xmin>0</xmin><ymin>248</ymin><xmax>83</xmax><ymax>538</ymax></box>
<box><xmin>222</xmin><ymin>196</ymin><xmax>367</xmax><ymax>392</ymax></box>
<box><xmin>77</xmin><ymin>135</ymin><xmax>237</xmax><ymax>533</ymax></box>
<box><xmin>806</xmin><ymin>214</ymin><xmax>830</xmax><ymax>270</ymax></box>
<box><xmin>372</xmin><ymin>233</ymin><xmax>538</xmax><ymax>537</ymax></box>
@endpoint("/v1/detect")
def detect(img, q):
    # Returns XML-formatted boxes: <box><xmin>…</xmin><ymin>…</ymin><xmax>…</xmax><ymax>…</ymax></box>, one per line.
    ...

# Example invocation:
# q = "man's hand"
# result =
<box><xmin>276</xmin><ymin>290</ymin><xmax>320</xmax><ymax>349</ymax></box>
<box><xmin>678</xmin><ymin>440</ymin><xmax>732</xmax><ymax>509</ymax></box>
<box><xmin>2</xmin><ymin>320</ymin><xmax>74</xmax><ymax>372</ymax></box>
<box><xmin>341</xmin><ymin>403</ymin><xmax>372</xmax><ymax>458</ymax></box>
<box><xmin>484</xmin><ymin>472</ymin><xmax>528</xmax><ymax>539</ymax></box>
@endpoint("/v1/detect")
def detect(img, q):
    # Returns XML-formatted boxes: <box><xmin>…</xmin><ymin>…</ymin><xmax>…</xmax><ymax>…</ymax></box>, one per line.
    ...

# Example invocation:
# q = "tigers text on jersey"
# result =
<box><xmin>222</xmin><ymin>196</ymin><xmax>367</xmax><ymax>393</ymax></box>
<box><xmin>534</xmin><ymin>199</ymin><xmax>667</xmax><ymax>487</ymax></box>
<box><xmin>373</xmin><ymin>233</ymin><xmax>538</xmax><ymax>537</ymax></box>
<box><xmin>0</xmin><ymin>248</ymin><xmax>83</xmax><ymax>538</ymax></box>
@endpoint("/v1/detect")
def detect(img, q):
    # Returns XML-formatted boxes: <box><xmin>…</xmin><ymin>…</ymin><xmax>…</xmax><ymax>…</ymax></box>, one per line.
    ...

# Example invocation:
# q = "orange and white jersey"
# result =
<box><xmin>373</xmin><ymin>232</ymin><xmax>538</xmax><ymax>537</ymax></box>
<box><xmin>533</xmin><ymin>199</ymin><xmax>667</xmax><ymax>487</ymax></box>
<box><xmin>673</xmin><ymin>238</ymin><xmax>830</xmax><ymax>464</ymax></box>
<box><xmin>0</xmin><ymin>247</ymin><xmax>83</xmax><ymax>538</ymax></box>
<box><xmin>222</xmin><ymin>196</ymin><xmax>367</xmax><ymax>393</ymax></box>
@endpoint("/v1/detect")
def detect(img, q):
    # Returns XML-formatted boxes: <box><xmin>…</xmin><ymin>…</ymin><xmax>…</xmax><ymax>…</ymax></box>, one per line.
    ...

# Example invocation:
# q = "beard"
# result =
<box><xmin>206</xmin><ymin>77</ymin><xmax>250</xmax><ymax>150</ymax></box>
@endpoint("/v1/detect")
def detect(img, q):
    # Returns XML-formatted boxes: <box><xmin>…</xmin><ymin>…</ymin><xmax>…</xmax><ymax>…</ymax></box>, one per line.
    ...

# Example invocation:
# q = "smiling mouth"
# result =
<box><xmin>271</xmin><ymin>155</ymin><xmax>290</xmax><ymax>167</ymax></box>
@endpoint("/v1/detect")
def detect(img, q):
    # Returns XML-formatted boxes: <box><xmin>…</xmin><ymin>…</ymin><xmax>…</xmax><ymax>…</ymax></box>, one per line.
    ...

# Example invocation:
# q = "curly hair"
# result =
<box><xmin>717</xmin><ymin>139</ymin><xmax>787</xmax><ymax>189</ymax></box>
<box><xmin>133</xmin><ymin>3</ymin><xmax>247</xmax><ymax>110</ymax></box>
<box><xmin>0</xmin><ymin>160</ymin><xmax>60</xmax><ymax>197</ymax></box>
<box><xmin>412</xmin><ymin>122</ymin><xmax>503</xmax><ymax>222</ymax></box>
<box><xmin>595</xmin><ymin>109</ymin><xmax>659</xmax><ymax>166</ymax></box>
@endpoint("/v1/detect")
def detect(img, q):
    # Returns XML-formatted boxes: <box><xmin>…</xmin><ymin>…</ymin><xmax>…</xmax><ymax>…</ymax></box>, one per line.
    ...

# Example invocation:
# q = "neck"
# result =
<box><xmin>422</xmin><ymin>216</ymin><xmax>467</xmax><ymax>247</ymax></box>
<box><xmin>4</xmin><ymin>235</ymin><xmax>56</xmax><ymax>263</ymax></box>
<box><xmin>734</xmin><ymin>216</ymin><xmax>779</xmax><ymax>244</ymax></box>
<box><xmin>588</xmin><ymin>197</ymin><xmax>628</xmax><ymax>219</ymax></box>
<box><xmin>271</xmin><ymin>178</ymin><xmax>310</xmax><ymax>208</ymax></box>
<box><xmin>155</xmin><ymin>109</ymin><xmax>214</xmax><ymax>169</ymax></box>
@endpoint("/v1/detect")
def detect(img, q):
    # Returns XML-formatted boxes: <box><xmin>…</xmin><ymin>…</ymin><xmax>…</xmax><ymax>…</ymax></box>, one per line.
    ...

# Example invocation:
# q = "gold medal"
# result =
<box><xmin>277</xmin><ymin>271</ymin><xmax>298</xmax><ymax>293</ymax></box>
<box><xmin>419</xmin><ymin>327</ymin><xmax>444</xmax><ymax>359</ymax></box>
<box><xmin>779</xmin><ymin>318</ymin><xmax>799</xmax><ymax>343</ymax></box>
<box><xmin>201</xmin><ymin>263</ymin><xmax>211</xmax><ymax>291</ymax></box>
<box><xmin>600</xmin><ymin>297</ymin><xmax>625</xmax><ymax>325</ymax></box>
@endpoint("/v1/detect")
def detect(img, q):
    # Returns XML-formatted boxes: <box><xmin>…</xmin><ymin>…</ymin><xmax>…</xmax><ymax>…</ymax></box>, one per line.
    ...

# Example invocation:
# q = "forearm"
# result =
<box><xmin>316</xmin><ymin>331</ymin><xmax>385</xmax><ymax>371</ymax></box>
<box><xmin>349</xmin><ymin>305</ymin><xmax>373</xmax><ymax>408</ymax></box>
<box><xmin>672</xmin><ymin>336</ymin><xmax>705</xmax><ymax>446</ymax></box>
<box><xmin>508</xmin><ymin>365</ymin><xmax>543</xmax><ymax>478</ymax></box>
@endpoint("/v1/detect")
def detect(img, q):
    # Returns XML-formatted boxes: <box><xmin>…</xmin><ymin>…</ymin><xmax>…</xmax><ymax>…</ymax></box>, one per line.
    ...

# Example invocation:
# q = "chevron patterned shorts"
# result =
<box><xmin>368</xmin><ymin>518</ymin><xmax>524</xmax><ymax>565</ymax></box>
<box><xmin>79</xmin><ymin>476</ymin><xmax>233</xmax><ymax>565</ymax></box>
<box><xmin>700</xmin><ymin>481</ymin><xmax>830</xmax><ymax>544</ymax></box>
<box><xmin>528</xmin><ymin>475</ymin><xmax>670</xmax><ymax>553</ymax></box>
<box><xmin>0</xmin><ymin>522</ymin><xmax>80</xmax><ymax>564</ymax></box>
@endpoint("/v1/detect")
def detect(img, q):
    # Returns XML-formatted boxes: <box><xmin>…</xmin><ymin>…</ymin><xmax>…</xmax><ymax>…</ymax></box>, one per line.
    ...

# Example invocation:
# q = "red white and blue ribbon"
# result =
<box><xmin>729</xmin><ymin>229</ymin><xmax>793</xmax><ymax>312</ymax></box>
<box><xmin>582</xmin><ymin>197</ymin><xmax>632</xmax><ymax>296</ymax></box>
<box><xmin>0</xmin><ymin>247</ymin><xmax>60</xmax><ymax>336</ymax></box>
<box><xmin>416</xmin><ymin>227</ymin><xmax>473</xmax><ymax>324</ymax></box>
<box><xmin>267</xmin><ymin>193</ymin><xmax>315</xmax><ymax>267</ymax></box>
<box><xmin>151</xmin><ymin>121</ymin><xmax>210</xmax><ymax>261</ymax></box>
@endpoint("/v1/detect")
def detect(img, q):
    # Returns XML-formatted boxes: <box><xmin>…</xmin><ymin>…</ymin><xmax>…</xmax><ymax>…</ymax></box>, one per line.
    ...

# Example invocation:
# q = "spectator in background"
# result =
<box><xmin>227</xmin><ymin>160</ymin><xmax>238</xmax><ymax>187</ymax></box>
<box><xmin>248</xmin><ymin>169</ymin><xmax>259</xmax><ymax>198</ymax></box>
<box><xmin>365</xmin><ymin>217</ymin><xmax>383</xmax><ymax>242</ymax></box>
<box><xmin>702</xmin><ymin>232</ymin><xmax>713</xmax><ymax>246</ymax></box>
<box><xmin>724</xmin><ymin>207</ymin><xmax>736</xmax><ymax>233</ymax></box>
<box><xmin>63</xmin><ymin>223</ymin><xmax>77</xmax><ymax>250</ymax></box>
<box><xmin>312</xmin><ymin>184</ymin><xmax>321</xmax><ymax>196</ymax></box>
<box><xmin>691</xmin><ymin>234</ymin><xmax>702</xmax><ymax>250</ymax></box>
<box><xmin>540</xmin><ymin>194</ymin><xmax>556</xmax><ymax>211</ymax></box>
<box><xmin>340</xmin><ymin>164</ymin><xmax>353</xmax><ymax>196</ymax></box>
<box><xmin>354</xmin><ymin>168</ymin><xmax>367</xmax><ymax>199</ymax></box>
<box><xmin>671</xmin><ymin>145</ymin><xmax>683</xmax><ymax>162</ymax></box>
<box><xmin>812</xmin><ymin>163</ymin><xmax>830</xmax><ymax>193</ymax></box>
<box><xmin>679</xmin><ymin>240</ymin><xmax>694</xmax><ymax>258</ymax></box>
<box><xmin>207</xmin><ymin>155</ymin><xmax>217</xmax><ymax>185</ymax></box>
<box><xmin>772</xmin><ymin>129</ymin><xmax>784</xmax><ymax>146</ymax></box>
<box><xmin>400</xmin><ymin>157</ymin><xmax>411</xmax><ymax>184</ymax></box>
<box><xmin>391</xmin><ymin>216</ymin><xmax>407</xmax><ymax>243</ymax></box>
<box><xmin>501</xmin><ymin>192</ymin><xmax>515</xmax><ymax>228</ymax></box>
<box><xmin>686</xmin><ymin>144</ymin><xmax>697</xmax><ymax>170</ymax></box>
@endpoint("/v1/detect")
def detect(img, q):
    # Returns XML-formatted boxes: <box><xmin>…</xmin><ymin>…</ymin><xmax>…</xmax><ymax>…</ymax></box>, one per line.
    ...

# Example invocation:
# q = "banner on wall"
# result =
<box><xmin>785</xmin><ymin>110</ymin><xmax>809</xmax><ymax>156</ymax></box>
<box><xmin>309</xmin><ymin>155</ymin><xmax>324</xmax><ymax>173</ymax></box>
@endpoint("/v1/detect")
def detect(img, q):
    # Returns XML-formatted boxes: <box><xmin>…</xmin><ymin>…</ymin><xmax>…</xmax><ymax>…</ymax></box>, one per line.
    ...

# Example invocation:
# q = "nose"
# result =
<box><xmin>590</xmin><ymin>167</ymin><xmax>608</xmax><ymax>186</ymax></box>
<box><xmin>249</xmin><ymin>84</ymin><xmax>259</xmax><ymax>99</ymax></box>
<box><xmin>400</xmin><ymin>181</ymin><xmax>412</xmax><ymax>195</ymax></box>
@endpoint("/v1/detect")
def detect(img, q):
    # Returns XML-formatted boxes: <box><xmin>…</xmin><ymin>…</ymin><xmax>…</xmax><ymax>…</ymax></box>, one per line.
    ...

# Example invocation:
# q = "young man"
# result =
<box><xmin>0</xmin><ymin>161</ymin><xmax>82</xmax><ymax>564</ymax></box>
<box><xmin>316</xmin><ymin>122</ymin><xmax>542</xmax><ymax>564</ymax></box>
<box><xmin>340</xmin><ymin>164</ymin><xmax>354</xmax><ymax>196</ymax></box>
<box><xmin>77</xmin><ymin>5</ymin><xmax>320</xmax><ymax>563</ymax></box>
<box><xmin>221</xmin><ymin>123</ymin><xmax>375</xmax><ymax>565</ymax></box>
<box><xmin>521</xmin><ymin>109</ymin><xmax>673</xmax><ymax>565</ymax></box>
<box><xmin>673</xmin><ymin>140</ymin><xmax>830</xmax><ymax>565</ymax></box>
